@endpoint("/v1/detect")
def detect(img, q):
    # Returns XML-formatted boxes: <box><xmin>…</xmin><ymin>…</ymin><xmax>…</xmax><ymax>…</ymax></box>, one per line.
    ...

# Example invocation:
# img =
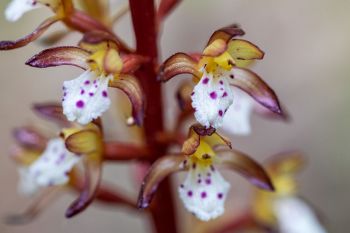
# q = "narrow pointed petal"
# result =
<box><xmin>178</xmin><ymin>160</ymin><xmax>230</xmax><ymax>221</ymax></box>
<box><xmin>5</xmin><ymin>0</ymin><xmax>40</xmax><ymax>22</ymax></box>
<box><xmin>137</xmin><ymin>154</ymin><xmax>188</xmax><ymax>208</ymax></box>
<box><xmin>203</xmin><ymin>39</ymin><xmax>227</xmax><ymax>57</ymax></box>
<box><xmin>0</xmin><ymin>17</ymin><xmax>59</xmax><ymax>50</ymax></box>
<box><xmin>217</xmin><ymin>149</ymin><xmax>274</xmax><ymax>191</ymax></box>
<box><xmin>227</xmin><ymin>39</ymin><xmax>264</xmax><ymax>61</ymax></box>
<box><xmin>32</xmin><ymin>102</ymin><xmax>71</xmax><ymax>127</ymax></box>
<box><xmin>229</xmin><ymin>67</ymin><xmax>283</xmax><ymax>115</ymax></box>
<box><xmin>62</xmin><ymin>70</ymin><xmax>112</xmax><ymax>125</ymax></box>
<box><xmin>192</xmin><ymin>70</ymin><xmax>234</xmax><ymax>128</ymax></box>
<box><xmin>207</xmin><ymin>24</ymin><xmax>245</xmax><ymax>45</ymax></box>
<box><xmin>65</xmin><ymin>160</ymin><xmax>101</xmax><ymax>218</ymax></box>
<box><xmin>26</xmin><ymin>46</ymin><xmax>90</xmax><ymax>70</ymax></box>
<box><xmin>182</xmin><ymin>125</ymin><xmax>231</xmax><ymax>155</ymax></box>
<box><xmin>5</xmin><ymin>188</ymin><xmax>61</xmax><ymax>225</ymax></box>
<box><xmin>159</xmin><ymin>53</ymin><xmax>202</xmax><ymax>82</ymax></box>
<box><xmin>267</xmin><ymin>152</ymin><xmax>304</xmax><ymax>174</ymax></box>
<box><xmin>222</xmin><ymin>88</ymin><xmax>255</xmax><ymax>136</ymax></box>
<box><xmin>109</xmin><ymin>75</ymin><xmax>145</xmax><ymax>126</ymax></box>
<box><xmin>13</xmin><ymin>127</ymin><xmax>47</xmax><ymax>150</ymax></box>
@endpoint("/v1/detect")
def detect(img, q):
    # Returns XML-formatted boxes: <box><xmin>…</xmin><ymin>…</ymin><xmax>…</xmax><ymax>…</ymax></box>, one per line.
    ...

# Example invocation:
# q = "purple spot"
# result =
<box><xmin>219</xmin><ymin>80</ymin><xmax>224</xmax><ymax>85</ymax></box>
<box><xmin>197</xmin><ymin>179</ymin><xmax>202</xmax><ymax>184</ymax></box>
<box><xmin>210</xmin><ymin>92</ymin><xmax>217</xmax><ymax>99</ymax></box>
<box><xmin>220</xmin><ymin>87</ymin><xmax>224</xmax><ymax>91</ymax></box>
<box><xmin>180</xmin><ymin>184</ymin><xmax>184</xmax><ymax>188</ymax></box>
<box><xmin>205</xmin><ymin>179</ymin><xmax>211</xmax><ymax>185</ymax></box>
<box><xmin>198</xmin><ymin>173</ymin><xmax>201</xmax><ymax>177</ymax></box>
<box><xmin>187</xmin><ymin>191</ymin><xmax>193</xmax><ymax>197</ymax></box>
<box><xmin>192</xmin><ymin>163</ymin><xmax>197</xmax><ymax>169</ymax></box>
<box><xmin>95</xmin><ymin>85</ymin><xmax>98</xmax><ymax>88</ymax></box>
<box><xmin>202</xmin><ymin>77</ymin><xmax>209</xmax><ymax>84</ymax></box>
<box><xmin>80</xmin><ymin>89</ymin><xmax>85</xmax><ymax>95</ymax></box>
<box><xmin>207</xmin><ymin>172</ymin><xmax>211</xmax><ymax>176</ymax></box>
<box><xmin>193</xmin><ymin>107</ymin><xmax>197</xmax><ymax>112</ymax></box>
<box><xmin>102</xmin><ymin>90</ymin><xmax>108</xmax><ymax>97</ymax></box>
<box><xmin>183</xmin><ymin>160</ymin><xmax>188</xmax><ymax>166</ymax></box>
<box><xmin>201</xmin><ymin>192</ymin><xmax>207</xmax><ymax>198</ymax></box>
<box><xmin>76</xmin><ymin>100</ymin><xmax>85</xmax><ymax>108</ymax></box>
<box><xmin>222</xmin><ymin>92</ymin><xmax>228</xmax><ymax>97</ymax></box>
<box><xmin>218</xmin><ymin>110</ymin><xmax>223</xmax><ymax>117</ymax></box>
<box><xmin>62</xmin><ymin>86</ymin><xmax>66</xmax><ymax>90</ymax></box>
<box><xmin>89</xmin><ymin>92</ymin><xmax>94</xmax><ymax>97</ymax></box>
<box><xmin>210</xmin><ymin>165</ymin><xmax>215</xmax><ymax>172</ymax></box>
<box><xmin>217</xmin><ymin>193</ymin><xmax>223</xmax><ymax>199</ymax></box>
<box><xmin>84</xmin><ymin>80</ymin><xmax>90</xmax><ymax>85</ymax></box>
<box><xmin>224</xmin><ymin>108</ymin><xmax>228</xmax><ymax>113</ymax></box>
<box><xmin>63</xmin><ymin>92</ymin><xmax>67</xmax><ymax>97</ymax></box>
<box><xmin>191</xmin><ymin>92</ymin><xmax>194</xmax><ymax>96</ymax></box>
<box><xmin>93</xmin><ymin>80</ymin><xmax>97</xmax><ymax>84</ymax></box>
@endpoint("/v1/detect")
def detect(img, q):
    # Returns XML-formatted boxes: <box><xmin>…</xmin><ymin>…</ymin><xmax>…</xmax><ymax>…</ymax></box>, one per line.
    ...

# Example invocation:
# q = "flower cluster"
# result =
<box><xmin>0</xmin><ymin>0</ymin><xmax>325</xmax><ymax>232</ymax></box>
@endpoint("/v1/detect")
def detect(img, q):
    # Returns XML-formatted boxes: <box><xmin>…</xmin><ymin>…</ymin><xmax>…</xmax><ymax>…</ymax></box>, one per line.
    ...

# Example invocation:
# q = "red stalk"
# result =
<box><xmin>129</xmin><ymin>1</ymin><xmax>178</xmax><ymax>233</ymax></box>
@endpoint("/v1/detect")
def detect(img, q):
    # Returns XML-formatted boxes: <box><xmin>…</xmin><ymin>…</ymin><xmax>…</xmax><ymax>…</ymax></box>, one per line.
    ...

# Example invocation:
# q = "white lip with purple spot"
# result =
<box><xmin>62</xmin><ymin>70</ymin><xmax>112</xmax><ymax>125</ymax></box>
<box><xmin>25</xmin><ymin>138</ymin><xmax>80</xmax><ymax>189</ymax></box>
<box><xmin>191</xmin><ymin>68</ymin><xmax>234</xmax><ymax>129</ymax></box>
<box><xmin>178</xmin><ymin>159</ymin><xmax>230</xmax><ymax>221</ymax></box>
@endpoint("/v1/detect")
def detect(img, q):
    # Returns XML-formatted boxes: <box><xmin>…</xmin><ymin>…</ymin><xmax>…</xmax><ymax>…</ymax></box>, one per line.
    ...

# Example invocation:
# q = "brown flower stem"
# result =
<box><xmin>129</xmin><ymin>1</ymin><xmax>178</xmax><ymax>233</ymax></box>
<box><xmin>104</xmin><ymin>142</ymin><xmax>152</xmax><ymax>161</ymax></box>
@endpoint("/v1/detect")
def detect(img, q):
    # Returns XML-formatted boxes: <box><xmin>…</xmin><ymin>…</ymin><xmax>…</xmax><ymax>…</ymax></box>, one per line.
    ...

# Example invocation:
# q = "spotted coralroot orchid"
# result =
<box><xmin>6</xmin><ymin>104</ymin><xmax>137</xmax><ymax>224</ymax></box>
<box><xmin>26</xmin><ymin>37</ymin><xmax>146</xmax><ymax>125</ymax></box>
<box><xmin>252</xmin><ymin>152</ymin><xmax>328</xmax><ymax>233</ymax></box>
<box><xmin>159</xmin><ymin>25</ymin><xmax>283</xmax><ymax>129</ymax></box>
<box><xmin>137</xmin><ymin>124</ymin><xmax>274</xmax><ymax>221</ymax></box>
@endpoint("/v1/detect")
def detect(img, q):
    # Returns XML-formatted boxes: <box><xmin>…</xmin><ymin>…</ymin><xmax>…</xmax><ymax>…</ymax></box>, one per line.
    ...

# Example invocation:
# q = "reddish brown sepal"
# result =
<box><xmin>218</xmin><ymin>149</ymin><xmax>274</xmax><ymax>191</ymax></box>
<box><xmin>230</xmin><ymin>67</ymin><xmax>283</xmax><ymax>115</ymax></box>
<box><xmin>109</xmin><ymin>75</ymin><xmax>145</xmax><ymax>126</ymax></box>
<box><xmin>158</xmin><ymin>52</ymin><xmax>202</xmax><ymax>82</ymax></box>
<box><xmin>0</xmin><ymin>17</ymin><xmax>59</xmax><ymax>50</ymax></box>
<box><xmin>32</xmin><ymin>103</ymin><xmax>71</xmax><ymax>127</ymax></box>
<box><xmin>137</xmin><ymin>154</ymin><xmax>188</xmax><ymax>208</ymax></box>
<box><xmin>207</xmin><ymin>24</ymin><xmax>245</xmax><ymax>46</ymax></box>
<box><xmin>65</xmin><ymin>161</ymin><xmax>101</xmax><ymax>218</ymax></box>
<box><xmin>13</xmin><ymin>127</ymin><xmax>47</xmax><ymax>150</ymax></box>
<box><xmin>26</xmin><ymin>46</ymin><xmax>90</xmax><ymax>70</ymax></box>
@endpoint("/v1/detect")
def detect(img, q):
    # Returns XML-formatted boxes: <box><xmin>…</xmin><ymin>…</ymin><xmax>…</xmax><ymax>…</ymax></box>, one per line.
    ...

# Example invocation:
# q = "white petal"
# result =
<box><xmin>191</xmin><ymin>69</ymin><xmax>234</xmax><ymax>129</ymax></box>
<box><xmin>222</xmin><ymin>87</ymin><xmax>254</xmax><ymax>135</ymax></box>
<box><xmin>273</xmin><ymin>197</ymin><xmax>328</xmax><ymax>233</ymax></box>
<box><xmin>178</xmin><ymin>161</ymin><xmax>230</xmax><ymax>221</ymax></box>
<box><xmin>62</xmin><ymin>70</ymin><xmax>112</xmax><ymax>125</ymax></box>
<box><xmin>28</xmin><ymin>138</ymin><xmax>80</xmax><ymax>187</ymax></box>
<box><xmin>5</xmin><ymin>0</ymin><xmax>39</xmax><ymax>22</ymax></box>
<box><xmin>17</xmin><ymin>167</ymin><xmax>40</xmax><ymax>196</ymax></box>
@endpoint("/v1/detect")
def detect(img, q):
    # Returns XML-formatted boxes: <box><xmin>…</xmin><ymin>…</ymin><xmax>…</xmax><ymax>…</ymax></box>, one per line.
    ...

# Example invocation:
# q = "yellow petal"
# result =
<box><xmin>227</xmin><ymin>39</ymin><xmax>264</xmax><ymax>61</ymax></box>
<box><xmin>203</xmin><ymin>38</ymin><xmax>227</xmax><ymax>57</ymax></box>
<box><xmin>103</xmin><ymin>48</ymin><xmax>123</xmax><ymax>74</ymax></box>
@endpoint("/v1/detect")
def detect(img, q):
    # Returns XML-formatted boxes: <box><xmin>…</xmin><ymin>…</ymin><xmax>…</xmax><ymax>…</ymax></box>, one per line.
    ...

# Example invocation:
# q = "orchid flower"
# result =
<box><xmin>252</xmin><ymin>152</ymin><xmax>328</xmax><ymax>233</ymax></box>
<box><xmin>26</xmin><ymin>36</ymin><xmax>146</xmax><ymax>125</ymax></box>
<box><xmin>10</xmin><ymin>119</ymin><xmax>105</xmax><ymax>218</ymax></box>
<box><xmin>137</xmin><ymin>124</ymin><xmax>274</xmax><ymax>221</ymax></box>
<box><xmin>159</xmin><ymin>25</ymin><xmax>283</xmax><ymax>129</ymax></box>
<box><xmin>7</xmin><ymin>103</ymin><xmax>137</xmax><ymax>224</ymax></box>
<box><xmin>1</xmin><ymin>0</ymin><xmax>130</xmax><ymax>51</ymax></box>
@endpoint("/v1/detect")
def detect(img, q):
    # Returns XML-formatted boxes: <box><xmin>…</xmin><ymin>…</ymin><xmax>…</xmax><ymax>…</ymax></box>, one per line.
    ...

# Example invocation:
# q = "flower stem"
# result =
<box><xmin>129</xmin><ymin>1</ymin><xmax>178</xmax><ymax>233</ymax></box>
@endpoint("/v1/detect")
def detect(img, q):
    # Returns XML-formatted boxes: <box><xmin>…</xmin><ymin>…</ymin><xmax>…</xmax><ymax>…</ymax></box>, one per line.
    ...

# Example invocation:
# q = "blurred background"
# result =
<box><xmin>0</xmin><ymin>0</ymin><xmax>349</xmax><ymax>232</ymax></box>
